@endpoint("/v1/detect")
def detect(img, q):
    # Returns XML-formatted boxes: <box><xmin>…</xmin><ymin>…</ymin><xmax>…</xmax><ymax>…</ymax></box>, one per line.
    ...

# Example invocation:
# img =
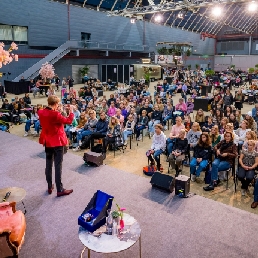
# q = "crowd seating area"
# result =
<box><xmin>1</xmin><ymin>68</ymin><xmax>258</xmax><ymax>209</ymax></box>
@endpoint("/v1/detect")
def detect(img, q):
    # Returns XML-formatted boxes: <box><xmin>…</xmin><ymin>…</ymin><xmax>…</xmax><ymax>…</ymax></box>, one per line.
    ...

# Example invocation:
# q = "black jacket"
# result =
<box><xmin>137</xmin><ymin>116</ymin><xmax>148</xmax><ymax>126</ymax></box>
<box><xmin>193</xmin><ymin>144</ymin><xmax>212</xmax><ymax>160</ymax></box>
<box><xmin>172</xmin><ymin>138</ymin><xmax>188</xmax><ymax>154</ymax></box>
<box><xmin>151</xmin><ymin>110</ymin><xmax>162</xmax><ymax>121</ymax></box>
<box><xmin>95</xmin><ymin>119</ymin><xmax>108</xmax><ymax>134</ymax></box>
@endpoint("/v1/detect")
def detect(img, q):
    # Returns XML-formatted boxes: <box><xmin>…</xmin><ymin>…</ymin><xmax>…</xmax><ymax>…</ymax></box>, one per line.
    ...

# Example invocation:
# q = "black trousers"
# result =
<box><xmin>45</xmin><ymin>146</ymin><xmax>64</xmax><ymax>192</ymax></box>
<box><xmin>103</xmin><ymin>136</ymin><xmax>115</xmax><ymax>153</ymax></box>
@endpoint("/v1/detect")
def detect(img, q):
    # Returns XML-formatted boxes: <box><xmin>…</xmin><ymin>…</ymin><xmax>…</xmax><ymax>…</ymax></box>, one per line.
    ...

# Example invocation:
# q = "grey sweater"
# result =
<box><xmin>186</xmin><ymin>130</ymin><xmax>201</xmax><ymax>146</ymax></box>
<box><xmin>84</xmin><ymin>118</ymin><xmax>98</xmax><ymax>131</ymax></box>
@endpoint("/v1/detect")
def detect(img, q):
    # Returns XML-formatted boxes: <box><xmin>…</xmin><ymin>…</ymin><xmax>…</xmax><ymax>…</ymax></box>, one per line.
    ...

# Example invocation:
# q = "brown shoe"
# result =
<box><xmin>48</xmin><ymin>184</ymin><xmax>54</xmax><ymax>194</ymax></box>
<box><xmin>251</xmin><ymin>202</ymin><xmax>258</xmax><ymax>209</ymax></box>
<box><xmin>57</xmin><ymin>189</ymin><xmax>73</xmax><ymax>197</ymax></box>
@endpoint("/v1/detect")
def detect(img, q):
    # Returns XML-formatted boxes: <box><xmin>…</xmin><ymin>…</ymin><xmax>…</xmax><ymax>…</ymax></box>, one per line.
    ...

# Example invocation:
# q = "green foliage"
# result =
<box><xmin>249</xmin><ymin>67</ymin><xmax>255</xmax><ymax>73</ymax></box>
<box><xmin>195</xmin><ymin>64</ymin><xmax>199</xmax><ymax>69</ymax></box>
<box><xmin>205</xmin><ymin>70</ymin><xmax>215</xmax><ymax>76</ymax></box>
<box><xmin>187</xmin><ymin>64</ymin><xmax>191</xmax><ymax>70</ymax></box>
<box><xmin>230</xmin><ymin>64</ymin><xmax>235</xmax><ymax>69</ymax></box>
<box><xmin>186</xmin><ymin>49</ymin><xmax>191</xmax><ymax>56</ymax></box>
<box><xmin>157</xmin><ymin>47</ymin><xmax>168</xmax><ymax>55</ymax></box>
<box><xmin>111</xmin><ymin>210</ymin><xmax>120</xmax><ymax>218</ymax></box>
<box><xmin>255</xmin><ymin>64</ymin><xmax>258</xmax><ymax>68</ymax></box>
<box><xmin>79</xmin><ymin>65</ymin><xmax>89</xmax><ymax>77</ymax></box>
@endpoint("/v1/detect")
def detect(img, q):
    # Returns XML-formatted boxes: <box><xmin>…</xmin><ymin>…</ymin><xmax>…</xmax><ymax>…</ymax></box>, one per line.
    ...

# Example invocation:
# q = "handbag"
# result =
<box><xmin>143</xmin><ymin>165</ymin><xmax>157</xmax><ymax>176</ymax></box>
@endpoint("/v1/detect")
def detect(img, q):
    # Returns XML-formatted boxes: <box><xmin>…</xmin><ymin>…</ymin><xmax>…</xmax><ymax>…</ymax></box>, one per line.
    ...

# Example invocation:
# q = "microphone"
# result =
<box><xmin>2</xmin><ymin>191</ymin><xmax>11</xmax><ymax>202</ymax></box>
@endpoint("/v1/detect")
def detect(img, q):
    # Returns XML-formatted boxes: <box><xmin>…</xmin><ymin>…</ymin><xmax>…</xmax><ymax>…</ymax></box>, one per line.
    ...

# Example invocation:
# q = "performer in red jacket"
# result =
<box><xmin>38</xmin><ymin>95</ymin><xmax>74</xmax><ymax>197</ymax></box>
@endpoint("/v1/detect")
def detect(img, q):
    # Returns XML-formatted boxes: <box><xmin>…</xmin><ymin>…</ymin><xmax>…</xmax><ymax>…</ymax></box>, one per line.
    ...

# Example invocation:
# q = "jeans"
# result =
<box><xmin>163</xmin><ymin>115</ymin><xmax>172</xmax><ymax>126</ymax></box>
<box><xmin>190</xmin><ymin>158</ymin><xmax>209</xmax><ymax>177</ymax></box>
<box><xmin>135</xmin><ymin>125</ymin><xmax>145</xmax><ymax>138</ymax></box>
<box><xmin>167</xmin><ymin>138</ymin><xmax>174</xmax><ymax>155</ymax></box>
<box><xmin>254</xmin><ymin>178</ymin><xmax>258</xmax><ymax>202</ymax></box>
<box><xmin>35</xmin><ymin>120</ymin><xmax>41</xmax><ymax>133</ymax></box>
<box><xmin>31</xmin><ymin>87</ymin><xmax>40</xmax><ymax>97</ymax></box>
<box><xmin>123</xmin><ymin>130</ymin><xmax>133</xmax><ymax>141</ymax></box>
<box><xmin>77</xmin><ymin>129</ymin><xmax>93</xmax><ymax>144</ymax></box>
<box><xmin>148</xmin><ymin>120</ymin><xmax>160</xmax><ymax>133</ymax></box>
<box><xmin>211</xmin><ymin>158</ymin><xmax>231</xmax><ymax>182</ymax></box>
<box><xmin>0</xmin><ymin>125</ymin><xmax>7</xmax><ymax>131</ymax></box>
<box><xmin>237</xmin><ymin>167</ymin><xmax>255</xmax><ymax>190</ymax></box>
<box><xmin>45</xmin><ymin>146</ymin><xmax>64</xmax><ymax>192</ymax></box>
<box><xmin>25</xmin><ymin>120</ymin><xmax>37</xmax><ymax>132</ymax></box>
<box><xmin>148</xmin><ymin>149</ymin><xmax>163</xmax><ymax>169</ymax></box>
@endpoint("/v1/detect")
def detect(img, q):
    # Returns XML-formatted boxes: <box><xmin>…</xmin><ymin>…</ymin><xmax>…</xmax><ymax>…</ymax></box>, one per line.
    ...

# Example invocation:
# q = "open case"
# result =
<box><xmin>78</xmin><ymin>190</ymin><xmax>114</xmax><ymax>232</ymax></box>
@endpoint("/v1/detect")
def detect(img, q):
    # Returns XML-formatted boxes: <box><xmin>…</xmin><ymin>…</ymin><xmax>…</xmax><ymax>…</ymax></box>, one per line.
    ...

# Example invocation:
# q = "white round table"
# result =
<box><xmin>78</xmin><ymin>213</ymin><xmax>141</xmax><ymax>257</ymax></box>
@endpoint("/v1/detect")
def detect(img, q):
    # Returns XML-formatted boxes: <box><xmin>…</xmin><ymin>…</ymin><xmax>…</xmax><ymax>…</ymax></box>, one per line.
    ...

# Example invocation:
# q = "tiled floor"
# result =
<box><xmin>5</xmin><ymin>82</ymin><xmax>258</xmax><ymax>214</ymax></box>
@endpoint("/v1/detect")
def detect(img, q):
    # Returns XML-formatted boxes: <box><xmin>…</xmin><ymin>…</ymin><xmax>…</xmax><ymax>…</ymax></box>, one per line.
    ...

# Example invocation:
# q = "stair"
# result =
<box><xmin>13</xmin><ymin>40</ymin><xmax>80</xmax><ymax>82</ymax></box>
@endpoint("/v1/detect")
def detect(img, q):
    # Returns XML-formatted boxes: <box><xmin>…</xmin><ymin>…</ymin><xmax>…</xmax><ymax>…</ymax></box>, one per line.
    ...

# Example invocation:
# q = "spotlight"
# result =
<box><xmin>248</xmin><ymin>1</ymin><xmax>258</xmax><ymax>11</ymax></box>
<box><xmin>178</xmin><ymin>12</ymin><xmax>184</xmax><ymax>19</ymax></box>
<box><xmin>212</xmin><ymin>6</ymin><xmax>222</xmax><ymax>17</ymax></box>
<box><xmin>130</xmin><ymin>17</ymin><xmax>136</xmax><ymax>24</ymax></box>
<box><xmin>154</xmin><ymin>14</ymin><xmax>163</xmax><ymax>23</ymax></box>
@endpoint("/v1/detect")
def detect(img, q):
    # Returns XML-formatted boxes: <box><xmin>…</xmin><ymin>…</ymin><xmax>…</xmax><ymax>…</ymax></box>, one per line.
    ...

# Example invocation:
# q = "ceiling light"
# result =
<box><xmin>248</xmin><ymin>1</ymin><xmax>258</xmax><ymax>11</ymax></box>
<box><xmin>212</xmin><ymin>6</ymin><xmax>222</xmax><ymax>17</ymax></box>
<box><xmin>178</xmin><ymin>12</ymin><xmax>184</xmax><ymax>19</ymax></box>
<box><xmin>154</xmin><ymin>14</ymin><xmax>163</xmax><ymax>23</ymax></box>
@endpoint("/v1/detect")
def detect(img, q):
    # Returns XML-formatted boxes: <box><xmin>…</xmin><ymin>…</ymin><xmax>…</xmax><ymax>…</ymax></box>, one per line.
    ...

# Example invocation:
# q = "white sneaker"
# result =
<box><xmin>164</xmin><ymin>126</ymin><xmax>168</xmax><ymax>131</ymax></box>
<box><xmin>124</xmin><ymin>141</ymin><xmax>127</xmax><ymax>146</ymax></box>
<box><xmin>79</xmin><ymin>140</ymin><xmax>82</xmax><ymax>146</ymax></box>
<box><xmin>138</xmin><ymin>135</ymin><xmax>142</xmax><ymax>141</ymax></box>
<box><xmin>191</xmin><ymin>175</ymin><xmax>196</xmax><ymax>182</ymax></box>
<box><xmin>32</xmin><ymin>131</ymin><xmax>37</xmax><ymax>135</ymax></box>
<box><xmin>241</xmin><ymin>189</ymin><xmax>246</xmax><ymax>196</ymax></box>
<box><xmin>24</xmin><ymin>132</ymin><xmax>28</xmax><ymax>137</ymax></box>
<box><xmin>73</xmin><ymin>146</ymin><xmax>80</xmax><ymax>152</ymax></box>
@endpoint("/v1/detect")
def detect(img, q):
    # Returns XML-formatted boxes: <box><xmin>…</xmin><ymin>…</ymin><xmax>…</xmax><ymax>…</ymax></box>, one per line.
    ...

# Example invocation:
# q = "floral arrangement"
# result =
<box><xmin>39</xmin><ymin>62</ymin><xmax>55</xmax><ymax>79</ymax></box>
<box><xmin>0</xmin><ymin>42</ymin><xmax>18</xmax><ymax>73</ymax></box>
<box><xmin>112</xmin><ymin>203</ymin><xmax>126</xmax><ymax>229</ymax></box>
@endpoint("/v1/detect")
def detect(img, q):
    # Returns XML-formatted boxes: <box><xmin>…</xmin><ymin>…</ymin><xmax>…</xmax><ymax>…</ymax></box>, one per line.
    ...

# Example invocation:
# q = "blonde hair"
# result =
<box><xmin>192</xmin><ymin>122</ymin><xmax>201</xmax><ymax>131</ymax></box>
<box><xmin>109</xmin><ymin>116</ymin><xmax>119</xmax><ymax>130</ymax></box>
<box><xmin>47</xmin><ymin>95</ymin><xmax>60</xmax><ymax>106</ymax></box>
<box><xmin>246</xmin><ymin>131</ymin><xmax>257</xmax><ymax>140</ymax></box>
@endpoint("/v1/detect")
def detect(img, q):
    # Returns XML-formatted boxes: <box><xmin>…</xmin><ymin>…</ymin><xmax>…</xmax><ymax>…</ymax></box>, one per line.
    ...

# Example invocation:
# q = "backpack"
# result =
<box><xmin>143</xmin><ymin>165</ymin><xmax>157</xmax><ymax>176</ymax></box>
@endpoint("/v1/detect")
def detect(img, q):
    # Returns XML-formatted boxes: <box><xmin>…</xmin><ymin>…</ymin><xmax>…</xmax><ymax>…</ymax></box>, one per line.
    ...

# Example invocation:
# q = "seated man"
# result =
<box><xmin>190</xmin><ymin>133</ymin><xmax>212</xmax><ymax>182</ymax></box>
<box><xmin>90</xmin><ymin>112</ymin><xmax>109</xmax><ymax>149</ymax></box>
<box><xmin>135</xmin><ymin>110</ymin><xmax>149</xmax><ymax>141</ymax></box>
<box><xmin>203</xmin><ymin>132</ymin><xmax>237</xmax><ymax>191</ymax></box>
<box><xmin>146</xmin><ymin>124</ymin><xmax>166</xmax><ymax>171</ymax></box>
<box><xmin>123</xmin><ymin>114</ymin><xmax>135</xmax><ymax>146</ymax></box>
<box><xmin>168</xmin><ymin>129</ymin><xmax>188</xmax><ymax>176</ymax></box>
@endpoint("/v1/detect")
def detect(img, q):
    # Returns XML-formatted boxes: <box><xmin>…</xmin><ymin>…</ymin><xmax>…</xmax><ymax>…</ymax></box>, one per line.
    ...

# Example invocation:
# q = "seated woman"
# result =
<box><xmin>210</xmin><ymin>125</ymin><xmax>221</xmax><ymax>148</ymax></box>
<box><xmin>69</xmin><ymin>111</ymin><xmax>87</xmax><ymax>144</ymax></box>
<box><xmin>73</xmin><ymin>110</ymin><xmax>98</xmax><ymax>151</ymax></box>
<box><xmin>202</xmin><ymin>116</ymin><xmax>214</xmax><ymax>133</ymax></box>
<box><xmin>190</xmin><ymin>133</ymin><xmax>212</xmax><ymax>182</ymax></box>
<box><xmin>220</xmin><ymin>123</ymin><xmax>239</xmax><ymax>146</ymax></box>
<box><xmin>24</xmin><ymin>106</ymin><xmax>39</xmax><ymax>137</ymax></box>
<box><xmin>135</xmin><ymin>110</ymin><xmax>149</xmax><ymax>141</ymax></box>
<box><xmin>184</xmin><ymin>115</ymin><xmax>192</xmax><ymax>132</ymax></box>
<box><xmin>238</xmin><ymin>140</ymin><xmax>258</xmax><ymax>196</ymax></box>
<box><xmin>242</xmin><ymin>131</ymin><xmax>258</xmax><ymax>152</ymax></box>
<box><xmin>146</xmin><ymin>124</ymin><xmax>166</xmax><ymax>171</ymax></box>
<box><xmin>186</xmin><ymin>97</ymin><xmax>194</xmax><ymax>115</ymax></box>
<box><xmin>245</xmin><ymin>111</ymin><xmax>257</xmax><ymax>132</ymax></box>
<box><xmin>228</xmin><ymin>113</ymin><xmax>239</xmax><ymax>130</ymax></box>
<box><xmin>168</xmin><ymin>129</ymin><xmax>188</xmax><ymax>176</ymax></box>
<box><xmin>123</xmin><ymin>114</ymin><xmax>135</xmax><ymax>146</ymax></box>
<box><xmin>102</xmin><ymin>116</ymin><xmax>123</xmax><ymax>158</ymax></box>
<box><xmin>172</xmin><ymin>98</ymin><xmax>187</xmax><ymax>123</ymax></box>
<box><xmin>203</xmin><ymin>132</ymin><xmax>237</xmax><ymax>191</ymax></box>
<box><xmin>195</xmin><ymin>109</ymin><xmax>205</xmax><ymax>127</ymax></box>
<box><xmin>235</xmin><ymin>120</ymin><xmax>250</xmax><ymax>146</ymax></box>
<box><xmin>148</xmin><ymin>104</ymin><xmax>162</xmax><ymax>137</ymax></box>
<box><xmin>162</xmin><ymin>100</ymin><xmax>173</xmax><ymax>130</ymax></box>
<box><xmin>219</xmin><ymin>117</ymin><xmax>229</xmax><ymax>134</ymax></box>
<box><xmin>107</xmin><ymin>101</ymin><xmax>117</xmax><ymax>117</ymax></box>
<box><xmin>115</xmin><ymin>108</ymin><xmax>124</xmax><ymax>129</ymax></box>
<box><xmin>187</xmin><ymin>122</ymin><xmax>202</xmax><ymax>148</ymax></box>
<box><xmin>166</xmin><ymin>116</ymin><xmax>185</xmax><ymax>156</ymax></box>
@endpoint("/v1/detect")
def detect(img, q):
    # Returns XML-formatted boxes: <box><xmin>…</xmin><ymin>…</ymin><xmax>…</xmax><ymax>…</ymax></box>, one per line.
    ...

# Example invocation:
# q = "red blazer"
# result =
<box><xmin>38</xmin><ymin>108</ymin><xmax>74</xmax><ymax>147</ymax></box>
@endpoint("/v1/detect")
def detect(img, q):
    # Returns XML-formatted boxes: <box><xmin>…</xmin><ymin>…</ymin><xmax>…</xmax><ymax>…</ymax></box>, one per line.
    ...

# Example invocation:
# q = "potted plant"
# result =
<box><xmin>230</xmin><ymin>64</ymin><xmax>236</xmax><ymax>70</ymax></box>
<box><xmin>79</xmin><ymin>65</ymin><xmax>89</xmax><ymax>78</ymax></box>
<box><xmin>187</xmin><ymin>64</ymin><xmax>191</xmax><ymax>70</ymax></box>
<box><xmin>186</xmin><ymin>49</ymin><xmax>191</xmax><ymax>56</ymax></box>
<box><xmin>195</xmin><ymin>64</ymin><xmax>199</xmax><ymax>69</ymax></box>
<box><xmin>249</xmin><ymin>67</ymin><xmax>255</xmax><ymax>73</ymax></box>
<box><xmin>111</xmin><ymin>210</ymin><xmax>120</xmax><ymax>224</ymax></box>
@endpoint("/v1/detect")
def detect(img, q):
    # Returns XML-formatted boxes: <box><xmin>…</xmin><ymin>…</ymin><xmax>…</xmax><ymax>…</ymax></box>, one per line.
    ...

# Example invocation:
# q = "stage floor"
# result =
<box><xmin>1</xmin><ymin>131</ymin><xmax>258</xmax><ymax>258</ymax></box>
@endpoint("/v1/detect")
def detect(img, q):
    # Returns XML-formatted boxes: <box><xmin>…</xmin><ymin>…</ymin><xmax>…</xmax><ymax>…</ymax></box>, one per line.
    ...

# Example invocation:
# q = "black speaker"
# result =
<box><xmin>175</xmin><ymin>175</ymin><xmax>190</xmax><ymax>197</ymax></box>
<box><xmin>150</xmin><ymin>172</ymin><xmax>175</xmax><ymax>193</ymax></box>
